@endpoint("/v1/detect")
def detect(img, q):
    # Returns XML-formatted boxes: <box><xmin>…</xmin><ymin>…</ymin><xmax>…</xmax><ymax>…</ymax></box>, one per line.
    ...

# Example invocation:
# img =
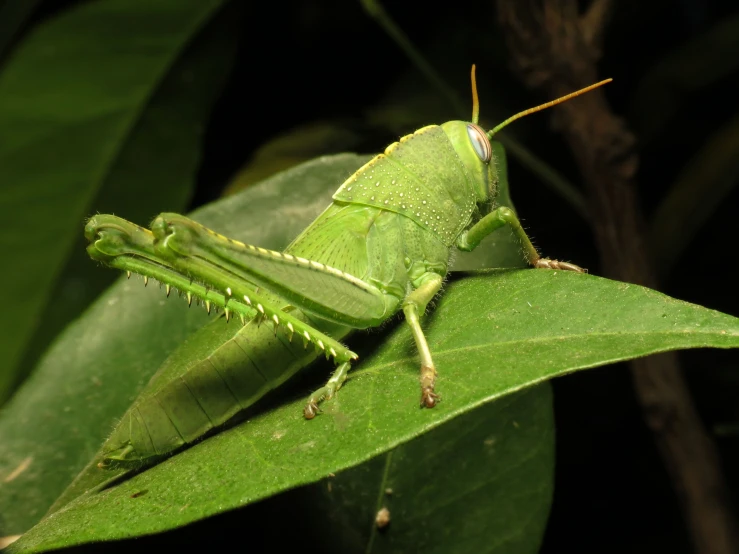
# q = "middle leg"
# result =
<box><xmin>402</xmin><ymin>272</ymin><xmax>444</xmax><ymax>408</ymax></box>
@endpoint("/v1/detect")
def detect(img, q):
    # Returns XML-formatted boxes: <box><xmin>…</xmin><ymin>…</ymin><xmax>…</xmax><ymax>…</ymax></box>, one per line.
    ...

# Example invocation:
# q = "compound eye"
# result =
<box><xmin>466</xmin><ymin>123</ymin><xmax>491</xmax><ymax>163</ymax></box>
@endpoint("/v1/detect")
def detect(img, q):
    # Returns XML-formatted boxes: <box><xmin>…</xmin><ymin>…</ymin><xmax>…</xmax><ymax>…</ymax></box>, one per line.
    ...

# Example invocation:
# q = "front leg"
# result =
<box><xmin>457</xmin><ymin>206</ymin><xmax>586</xmax><ymax>273</ymax></box>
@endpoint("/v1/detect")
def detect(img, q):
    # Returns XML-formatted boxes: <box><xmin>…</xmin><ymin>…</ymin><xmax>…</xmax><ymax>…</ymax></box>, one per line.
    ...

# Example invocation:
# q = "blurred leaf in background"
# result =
<box><xmin>0</xmin><ymin>0</ymin><xmax>238</xmax><ymax>404</ymax></box>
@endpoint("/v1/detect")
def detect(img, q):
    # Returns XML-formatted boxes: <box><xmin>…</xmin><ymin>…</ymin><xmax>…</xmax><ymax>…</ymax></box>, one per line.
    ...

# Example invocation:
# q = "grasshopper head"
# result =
<box><xmin>449</xmin><ymin>65</ymin><xmax>613</xmax><ymax>208</ymax></box>
<box><xmin>441</xmin><ymin>120</ymin><xmax>496</xmax><ymax>204</ymax></box>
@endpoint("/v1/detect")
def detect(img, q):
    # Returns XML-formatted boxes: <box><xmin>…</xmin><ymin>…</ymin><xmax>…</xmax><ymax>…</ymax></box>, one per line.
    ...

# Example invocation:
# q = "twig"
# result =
<box><xmin>496</xmin><ymin>2</ymin><xmax>739</xmax><ymax>553</ymax></box>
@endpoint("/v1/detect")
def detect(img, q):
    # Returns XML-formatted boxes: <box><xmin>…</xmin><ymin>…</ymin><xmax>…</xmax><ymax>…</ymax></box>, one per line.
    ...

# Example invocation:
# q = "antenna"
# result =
<box><xmin>487</xmin><ymin>79</ymin><xmax>613</xmax><ymax>139</ymax></box>
<box><xmin>470</xmin><ymin>65</ymin><xmax>480</xmax><ymax>125</ymax></box>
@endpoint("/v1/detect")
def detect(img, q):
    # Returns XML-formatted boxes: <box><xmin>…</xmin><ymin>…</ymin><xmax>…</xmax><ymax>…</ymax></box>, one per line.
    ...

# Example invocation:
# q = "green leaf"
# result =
<box><xmin>5</xmin><ymin>153</ymin><xmax>739</xmax><ymax>551</ymax></box>
<box><xmin>14</xmin><ymin>5</ymin><xmax>240</xmax><ymax>398</ymax></box>
<box><xmin>0</xmin><ymin>154</ymin><xmax>373</xmax><ymax>535</ymax></box>
<box><xmin>10</xmin><ymin>260</ymin><xmax>739</xmax><ymax>551</ymax></box>
<box><xmin>0</xmin><ymin>0</ymin><xmax>229</xmax><ymax>403</ymax></box>
<box><xmin>650</xmin><ymin>110</ymin><xmax>739</xmax><ymax>277</ymax></box>
<box><xmin>298</xmin><ymin>385</ymin><xmax>554</xmax><ymax>554</ymax></box>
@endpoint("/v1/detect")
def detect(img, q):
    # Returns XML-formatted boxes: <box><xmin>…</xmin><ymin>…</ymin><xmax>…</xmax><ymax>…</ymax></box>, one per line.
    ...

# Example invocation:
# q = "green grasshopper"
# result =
<box><xmin>84</xmin><ymin>68</ymin><xmax>609</xmax><ymax>466</ymax></box>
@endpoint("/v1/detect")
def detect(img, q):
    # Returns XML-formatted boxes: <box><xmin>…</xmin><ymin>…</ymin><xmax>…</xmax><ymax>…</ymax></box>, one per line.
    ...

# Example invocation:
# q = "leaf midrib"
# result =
<box><xmin>350</xmin><ymin>327</ymin><xmax>738</xmax><ymax>377</ymax></box>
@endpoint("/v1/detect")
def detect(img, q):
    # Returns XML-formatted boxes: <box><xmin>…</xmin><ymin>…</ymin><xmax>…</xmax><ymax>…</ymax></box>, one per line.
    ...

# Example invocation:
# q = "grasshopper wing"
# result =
<box><xmin>153</xmin><ymin>213</ymin><xmax>392</xmax><ymax>328</ymax></box>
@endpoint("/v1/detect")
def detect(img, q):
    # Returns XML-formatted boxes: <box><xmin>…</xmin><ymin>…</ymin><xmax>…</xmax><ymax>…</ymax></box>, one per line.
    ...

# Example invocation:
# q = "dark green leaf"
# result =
<box><xmin>0</xmin><ymin>0</ymin><xmax>228</xmax><ymax>403</ymax></box>
<box><xmin>10</xmin><ymin>258</ymin><xmax>739</xmax><ymax>552</ymax></box>
<box><xmin>15</xmin><ymin>3</ymin><xmax>241</xmax><ymax>403</ymax></box>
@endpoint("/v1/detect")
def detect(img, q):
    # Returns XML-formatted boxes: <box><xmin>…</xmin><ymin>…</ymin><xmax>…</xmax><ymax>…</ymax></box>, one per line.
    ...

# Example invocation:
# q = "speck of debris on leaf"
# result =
<box><xmin>376</xmin><ymin>507</ymin><xmax>391</xmax><ymax>529</ymax></box>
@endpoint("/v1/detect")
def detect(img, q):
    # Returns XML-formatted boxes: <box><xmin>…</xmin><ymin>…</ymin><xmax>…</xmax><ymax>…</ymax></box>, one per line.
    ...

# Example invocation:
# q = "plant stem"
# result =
<box><xmin>496</xmin><ymin>2</ymin><xmax>739</xmax><ymax>553</ymax></box>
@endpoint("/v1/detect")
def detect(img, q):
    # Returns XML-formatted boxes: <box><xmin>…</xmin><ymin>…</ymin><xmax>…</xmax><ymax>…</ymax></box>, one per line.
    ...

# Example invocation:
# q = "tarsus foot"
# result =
<box><xmin>303</xmin><ymin>361</ymin><xmax>351</xmax><ymax>419</ymax></box>
<box><xmin>304</xmin><ymin>399</ymin><xmax>320</xmax><ymax>419</ymax></box>
<box><xmin>421</xmin><ymin>388</ymin><xmax>440</xmax><ymax>408</ymax></box>
<box><xmin>420</xmin><ymin>365</ymin><xmax>440</xmax><ymax>408</ymax></box>
<box><xmin>534</xmin><ymin>258</ymin><xmax>586</xmax><ymax>273</ymax></box>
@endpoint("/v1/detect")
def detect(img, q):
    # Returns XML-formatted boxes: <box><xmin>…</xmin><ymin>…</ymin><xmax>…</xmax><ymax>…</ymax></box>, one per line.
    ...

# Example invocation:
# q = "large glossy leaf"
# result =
<box><xmin>9</xmin><ymin>263</ymin><xmax>739</xmax><ymax>552</ymax></box>
<box><xmin>208</xmin><ymin>385</ymin><xmax>554</xmax><ymax>554</ymax></box>
<box><xmin>13</xmin><ymin>4</ymin><xmax>241</xmax><ymax>399</ymax></box>
<box><xmin>0</xmin><ymin>0</ymin><xmax>228</xmax><ymax>403</ymax></box>
<box><xmin>0</xmin><ymin>155</ymin><xmax>373</xmax><ymax>535</ymax></box>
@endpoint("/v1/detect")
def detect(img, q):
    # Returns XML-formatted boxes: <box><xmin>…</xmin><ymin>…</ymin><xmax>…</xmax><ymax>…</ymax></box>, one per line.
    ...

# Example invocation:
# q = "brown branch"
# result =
<box><xmin>580</xmin><ymin>0</ymin><xmax>613</xmax><ymax>56</ymax></box>
<box><xmin>496</xmin><ymin>2</ymin><xmax>739</xmax><ymax>553</ymax></box>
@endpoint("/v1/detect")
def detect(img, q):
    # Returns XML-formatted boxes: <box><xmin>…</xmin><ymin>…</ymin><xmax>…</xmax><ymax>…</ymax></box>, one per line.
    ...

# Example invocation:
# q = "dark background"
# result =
<box><xmin>6</xmin><ymin>0</ymin><xmax>739</xmax><ymax>552</ymax></box>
